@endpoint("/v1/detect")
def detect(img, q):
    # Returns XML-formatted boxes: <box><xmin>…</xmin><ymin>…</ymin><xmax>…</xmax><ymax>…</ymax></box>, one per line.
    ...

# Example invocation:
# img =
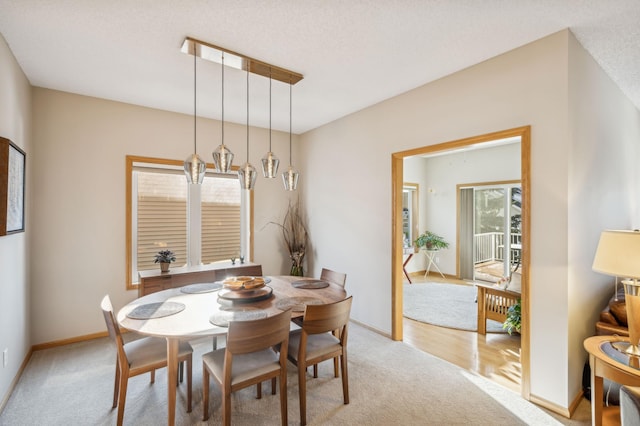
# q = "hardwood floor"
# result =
<box><xmin>402</xmin><ymin>273</ymin><xmax>522</xmax><ymax>394</ymax></box>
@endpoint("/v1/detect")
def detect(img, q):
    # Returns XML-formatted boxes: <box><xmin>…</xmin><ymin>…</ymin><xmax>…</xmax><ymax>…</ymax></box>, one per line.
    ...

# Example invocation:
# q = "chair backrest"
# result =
<box><xmin>226</xmin><ymin>309</ymin><xmax>292</xmax><ymax>355</ymax></box>
<box><xmin>101</xmin><ymin>295</ymin><xmax>126</xmax><ymax>360</ymax></box>
<box><xmin>302</xmin><ymin>296</ymin><xmax>352</xmax><ymax>336</ymax></box>
<box><xmin>238</xmin><ymin>264</ymin><xmax>263</xmax><ymax>277</ymax></box>
<box><xmin>320</xmin><ymin>268</ymin><xmax>347</xmax><ymax>288</ymax></box>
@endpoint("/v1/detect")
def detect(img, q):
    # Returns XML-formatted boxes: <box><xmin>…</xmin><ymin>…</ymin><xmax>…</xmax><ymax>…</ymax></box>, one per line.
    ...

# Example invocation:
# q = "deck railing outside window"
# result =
<box><xmin>474</xmin><ymin>232</ymin><xmax>521</xmax><ymax>264</ymax></box>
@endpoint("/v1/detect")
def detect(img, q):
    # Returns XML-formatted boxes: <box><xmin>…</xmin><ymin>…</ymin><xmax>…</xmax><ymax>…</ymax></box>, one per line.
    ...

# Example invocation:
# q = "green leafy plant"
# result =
<box><xmin>154</xmin><ymin>249</ymin><xmax>176</xmax><ymax>264</ymax></box>
<box><xmin>414</xmin><ymin>231</ymin><xmax>449</xmax><ymax>250</ymax></box>
<box><xmin>503</xmin><ymin>298</ymin><xmax>521</xmax><ymax>335</ymax></box>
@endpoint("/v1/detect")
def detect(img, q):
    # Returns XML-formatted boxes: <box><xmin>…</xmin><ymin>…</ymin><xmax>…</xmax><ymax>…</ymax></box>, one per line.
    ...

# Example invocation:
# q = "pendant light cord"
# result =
<box><xmin>269</xmin><ymin>71</ymin><xmax>272</xmax><ymax>151</ymax></box>
<box><xmin>193</xmin><ymin>49</ymin><xmax>197</xmax><ymax>153</ymax></box>
<box><xmin>288</xmin><ymin>78</ymin><xmax>292</xmax><ymax>165</ymax></box>
<box><xmin>246</xmin><ymin>63</ymin><xmax>250</xmax><ymax>161</ymax></box>
<box><xmin>221</xmin><ymin>53</ymin><xmax>224</xmax><ymax>144</ymax></box>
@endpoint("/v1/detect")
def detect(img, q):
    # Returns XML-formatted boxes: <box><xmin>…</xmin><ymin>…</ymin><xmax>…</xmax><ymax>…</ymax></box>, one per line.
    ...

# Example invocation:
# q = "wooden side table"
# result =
<box><xmin>403</xmin><ymin>252</ymin><xmax>413</xmax><ymax>283</ymax></box>
<box><xmin>584</xmin><ymin>335</ymin><xmax>640</xmax><ymax>425</ymax></box>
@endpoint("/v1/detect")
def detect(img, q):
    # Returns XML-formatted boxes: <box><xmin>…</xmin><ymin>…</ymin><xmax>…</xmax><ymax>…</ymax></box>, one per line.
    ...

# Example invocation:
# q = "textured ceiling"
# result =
<box><xmin>1</xmin><ymin>1</ymin><xmax>639</xmax><ymax>134</ymax></box>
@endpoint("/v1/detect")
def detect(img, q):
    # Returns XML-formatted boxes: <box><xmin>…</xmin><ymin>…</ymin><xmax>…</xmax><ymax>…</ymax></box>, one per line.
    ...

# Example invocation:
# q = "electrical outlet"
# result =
<box><xmin>3</xmin><ymin>349</ymin><xmax>7</xmax><ymax>368</ymax></box>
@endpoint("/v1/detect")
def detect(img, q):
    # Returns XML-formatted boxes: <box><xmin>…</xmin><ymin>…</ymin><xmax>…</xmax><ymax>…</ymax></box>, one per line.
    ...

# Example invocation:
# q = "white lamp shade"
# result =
<box><xmin>593</xmin><ymin>230</ymin><xmax>640</xmax><ymax>278</ymax></box>
<box><xmin>184</xmin><ymin>153</ymin><xmax>206</xmax><ymax>184</ymax></box>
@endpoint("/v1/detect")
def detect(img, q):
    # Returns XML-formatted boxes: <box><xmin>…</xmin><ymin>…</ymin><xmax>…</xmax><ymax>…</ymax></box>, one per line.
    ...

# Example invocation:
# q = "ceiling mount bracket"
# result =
<box><xmin>181</xmin><ymin>37</ymin><xmax>303</xmax><ymax>85</ymax></box>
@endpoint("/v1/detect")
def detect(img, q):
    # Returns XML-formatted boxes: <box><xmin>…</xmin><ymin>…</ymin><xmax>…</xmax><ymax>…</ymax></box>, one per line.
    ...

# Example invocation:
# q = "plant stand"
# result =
<box><xmin>423</xmin><ymin>249</ymin><xmax>445</xmax><ymax>279</ymax></box>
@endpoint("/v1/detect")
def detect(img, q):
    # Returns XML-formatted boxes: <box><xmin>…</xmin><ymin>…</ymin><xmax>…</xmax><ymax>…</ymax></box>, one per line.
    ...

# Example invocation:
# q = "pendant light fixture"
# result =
<box><xmin>282</xmin><ymin>79</ymin><xmax>299</xmax><ymax>191</ymax></box>
<box><xmin>184</xmin><ymin>49</ymin><xmax>206</xmax><ymax>184</ymax></box>
<box><xmin>182</xmin><ymin>37</ymin><xmax>304</xmax><ymax>187</ymax></box>
<box><xmin>212</xmin><ymin>53</ymin><xmax>234</xmax><ymax>173</ymax></box>
<box><xmin>261</xmin><ymin>73</ymin><xmax>279</xmax><ymax>178</ymax></box>
<box><xmin>238</xmin><ymin>65</ymin><xmax>257</xmax><ymax>190</ymax></box>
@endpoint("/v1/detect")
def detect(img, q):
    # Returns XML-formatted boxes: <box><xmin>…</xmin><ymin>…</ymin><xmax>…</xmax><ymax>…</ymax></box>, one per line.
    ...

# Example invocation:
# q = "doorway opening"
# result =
<box><xmin>391</xmin><ymin>126</ymin><xmax>531</xmax><ymax>400</ymax></box>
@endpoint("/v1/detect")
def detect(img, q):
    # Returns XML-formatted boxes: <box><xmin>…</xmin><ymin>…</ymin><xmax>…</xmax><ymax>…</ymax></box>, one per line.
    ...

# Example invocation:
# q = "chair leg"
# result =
<box><xmin>333</xmin><ymin>357</ymin><xmax>339</xmax><ymax>378</ymax></box>
<box><xmin>279</xmin><ymin>373</ymin><xmax>288</xmax><ymax>426</ymax></box>
<box><xmin>179</xmin><ymin>360</ymin><xmax>184</xmax><ymax>383</ymax></box>
<box><xmin>313</xmin><ymin>363</ymin><xmax>318</xmax><ymax>378</ymax></box>
<box><xmin>298</xmin><ymin>363</ymin><xmax>308</xmax><ymax>426</ymax></box>
<box><xmin>112</xmin><ymin>360</ymin><xmax>120</xmax><ymax>408</ymax></box>
<box><xmin>256</xmin><ymin>382</ymin><xmax>262</xmax><ymax>399</ymax></box>
<box><xmin>202</xmin><ymin>366</ymin><xmax>210</xmax><ymax>421</ymax></box>
<box><xmin>222</xmin><ymin>387</ymin><xmax>232</xmax><ymax>426</ymax></box>
<box><xmin>116</xmin><ymin>371</ymin><xmax>129</xmax><ymax>426</ymax></box>
<box><xmin>271</xmin><ymin>377</ymin><xmax>277</xmax><ymax>395</ymax></box>
<box><xmin>150</xmin><ymin>369</ymin><xmax>155</xmax><ymax>384</ymax></box>
<box><xmin>186</xmin><ymin>355</ymin><xmax>192</xmax><ymax>413</ymax></box>
<box><xmin>341</xmin><ymin>353</ymin><xmax>349</xmax><ymax>404</ymax></box>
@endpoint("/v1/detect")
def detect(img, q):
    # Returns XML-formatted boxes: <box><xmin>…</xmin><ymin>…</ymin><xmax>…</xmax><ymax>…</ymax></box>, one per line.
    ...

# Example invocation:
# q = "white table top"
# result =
<box><xmin>117</xmin><ymin>275</ymin><xmax>347</xmax><ymax>339</ymax></box>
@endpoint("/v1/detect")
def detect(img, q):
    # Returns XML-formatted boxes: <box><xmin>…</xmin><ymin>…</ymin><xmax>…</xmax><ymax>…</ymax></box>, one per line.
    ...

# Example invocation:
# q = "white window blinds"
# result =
<box><xmin>130</xmin><ymin>160</ymin><xmax>243</xmax><ymax>286</ymax></box>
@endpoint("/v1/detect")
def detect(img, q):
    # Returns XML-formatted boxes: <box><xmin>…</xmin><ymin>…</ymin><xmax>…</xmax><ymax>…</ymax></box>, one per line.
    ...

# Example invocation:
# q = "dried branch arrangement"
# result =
<box><xmin>271</xmin><ymin>200</ymin><xmax>308</xmax><ymax>276</ymax></box>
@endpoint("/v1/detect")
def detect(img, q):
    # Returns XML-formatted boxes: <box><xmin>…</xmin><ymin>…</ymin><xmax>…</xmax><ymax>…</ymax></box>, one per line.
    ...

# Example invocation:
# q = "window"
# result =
<box><xmin>126</xmin><ymin>156</ymin><xmax>251</xmax><ymax>289</ymax></box>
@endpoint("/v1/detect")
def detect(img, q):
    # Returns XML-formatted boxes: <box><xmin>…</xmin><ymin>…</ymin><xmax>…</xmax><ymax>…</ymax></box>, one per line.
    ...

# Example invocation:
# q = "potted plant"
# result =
<box><xmin>414</xmin><ymin>231</ymin><xmax>449</xmax><ymax>251</ymax></box>
<box><xmin>154</xmin><ymin>249</ymin><xmax>176</xmax><ymax>272</ymax></box>
<box><xmin>503</xmin><ymin>298</ymin><xmax>521</xmax><ymax>335</ymax></box>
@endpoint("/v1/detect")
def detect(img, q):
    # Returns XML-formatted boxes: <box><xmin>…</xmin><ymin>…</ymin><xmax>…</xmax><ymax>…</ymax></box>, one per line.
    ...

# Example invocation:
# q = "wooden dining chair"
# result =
<box><xmin>312</xmin><ymin>268</ymin><xmax>347</xmax><ymax>378</ymax></box>
<box><xmin>201</xmin><ymin>309</ymin><xmax>292</xmax><ymax>426</ymax></box>
<box><xmin>320</xmin><ymin>268</ymin><xmax>347</xmax><ymax>288</ymax></box>
<box><xmin>287</xmin><ymin>296</ymin><xmax>353</xmax><ymax>426</ymax></box>
<box><xmin>100</xmin><ymin>295</ymin><xmax>193</xmax><ymax>426</ymax></box>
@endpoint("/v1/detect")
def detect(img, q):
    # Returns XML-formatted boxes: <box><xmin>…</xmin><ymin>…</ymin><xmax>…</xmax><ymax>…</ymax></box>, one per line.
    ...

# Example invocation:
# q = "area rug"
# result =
<box><xmin>403</xmin><ymin>283</ymin><xmax>506</xmax><ymax>333</ymax></box>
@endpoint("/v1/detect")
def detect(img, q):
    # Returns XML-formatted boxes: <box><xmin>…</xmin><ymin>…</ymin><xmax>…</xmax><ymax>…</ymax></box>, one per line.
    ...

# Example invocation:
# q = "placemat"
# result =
<box><xmin>275</xmin><ymin>296</ymin><xmax>323</xmax><ymax>312</ymax></box>
<box><xmin>209</xmin><ymin>307</ymin><xmax>268</xmax><ymax>327</ymax></box>
<box><xmin>180</xmin><ymin>282</ymin><xmax>223</xmax><ymax>294</ymax></box>
<box><xmin>126</xmin><ymin>302</ymin><xmax>185</xmax><ymax>319</ymax></box>
<box><xmin>291</xmin><ymin>279</ymin><xmax>330</xmax><ymax>289</ymax></box>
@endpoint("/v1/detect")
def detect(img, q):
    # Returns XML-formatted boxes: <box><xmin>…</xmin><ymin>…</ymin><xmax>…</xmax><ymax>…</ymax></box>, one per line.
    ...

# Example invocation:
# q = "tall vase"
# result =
<box><xmin>290</xmin><ymin>250</ymin><xmax>304</xmax><ymax>277</ymax></box>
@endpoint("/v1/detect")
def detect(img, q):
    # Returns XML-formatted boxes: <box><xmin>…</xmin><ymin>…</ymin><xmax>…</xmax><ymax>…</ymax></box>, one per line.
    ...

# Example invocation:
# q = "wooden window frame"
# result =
<box><xmin>126</xmin><ymin>155</ymin><xmax>253</xmax><ymax>290</ymax></box>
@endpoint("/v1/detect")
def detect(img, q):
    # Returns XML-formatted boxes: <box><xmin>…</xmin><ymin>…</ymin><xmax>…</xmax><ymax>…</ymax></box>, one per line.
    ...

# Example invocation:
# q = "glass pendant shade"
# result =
<box><xmin>261</xmin><ymin>151</ymin><xmax>280</xmax><ymax>178</ymax></box>
<box><xmin>282</xmin><ymin>165</ymin><xmax>299</xmax><ymax>191</ymax></box>
<box><xmin>238</xmin><ymin>161</ymin><xmax>257</xmax><ymax>190</ymax></box>
<box><xmin>184</xmin><ymin>153</ymin><xmax>206</xmax><ymax>184</ymax></box>
<box><xmin>212</xmin><ymin>143</ymin><xmax>234</xmax><ymax>173</ymax></box>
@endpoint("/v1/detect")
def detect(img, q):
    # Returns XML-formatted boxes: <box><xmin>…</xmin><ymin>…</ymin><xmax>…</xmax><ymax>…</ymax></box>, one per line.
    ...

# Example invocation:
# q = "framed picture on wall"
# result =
<box><xmin>0</xmin><ymin>137</ymin><xmax>25</xmax><ymax>235</ymax></box>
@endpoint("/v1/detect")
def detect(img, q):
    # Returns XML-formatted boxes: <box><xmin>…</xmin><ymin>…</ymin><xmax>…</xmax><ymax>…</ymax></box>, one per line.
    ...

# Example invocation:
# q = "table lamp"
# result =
<box><xmin>592</xmin><ymin>230</ymin><xmax>640</xmax><ymax>356</ymax></box>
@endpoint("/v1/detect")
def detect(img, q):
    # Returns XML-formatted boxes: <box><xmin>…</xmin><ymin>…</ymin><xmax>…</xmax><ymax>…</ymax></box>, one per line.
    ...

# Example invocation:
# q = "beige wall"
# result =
<box><xmin>30</xmin><ymin>88</ymin><xmax>299</xmax><ymax>344</ymax></box>
<box><xmin>0</xmin><ymin>34</ymin><xmax>31</xmax><ymax>404</ymax></box>
<box><xmin>300</xmin><ymin>29</ymin><xmax>640</xmax><ymax>410</ymax></box>
<box><xmin>566</xmin><ymin>33</ymin><xmax>640</xmax><ymax>400</ymax></box>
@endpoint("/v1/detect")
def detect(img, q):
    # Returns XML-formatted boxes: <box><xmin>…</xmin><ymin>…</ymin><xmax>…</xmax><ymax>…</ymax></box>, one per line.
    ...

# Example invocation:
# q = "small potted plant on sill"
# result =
<box><xmin>414</xmin><ymin>231</ymin><xmax>449</xmax><ymax>251</ymax></box>
<box><xmin>154</xmin><ymin>249</ymin><xmax>176</xmax><ymax>273</ymax></box>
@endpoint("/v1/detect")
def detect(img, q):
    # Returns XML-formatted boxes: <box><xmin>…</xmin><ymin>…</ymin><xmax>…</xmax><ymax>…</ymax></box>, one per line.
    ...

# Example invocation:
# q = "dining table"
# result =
<box><xmin>117</xmin><ymin>274</ymin><xmax>348</xmax><ymax>426</ymax></box>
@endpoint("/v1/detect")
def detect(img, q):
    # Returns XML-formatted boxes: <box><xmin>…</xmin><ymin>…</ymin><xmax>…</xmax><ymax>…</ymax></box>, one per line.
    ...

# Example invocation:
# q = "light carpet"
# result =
<box><xmin>403</xmin><ymin>283</ymin><xmax>505</xmax><ymax>333</ymax></box>
<box><xmin>0</xmin><ymin>323</ymin><xmax>588</xmax><ymax>425</ymax></box>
